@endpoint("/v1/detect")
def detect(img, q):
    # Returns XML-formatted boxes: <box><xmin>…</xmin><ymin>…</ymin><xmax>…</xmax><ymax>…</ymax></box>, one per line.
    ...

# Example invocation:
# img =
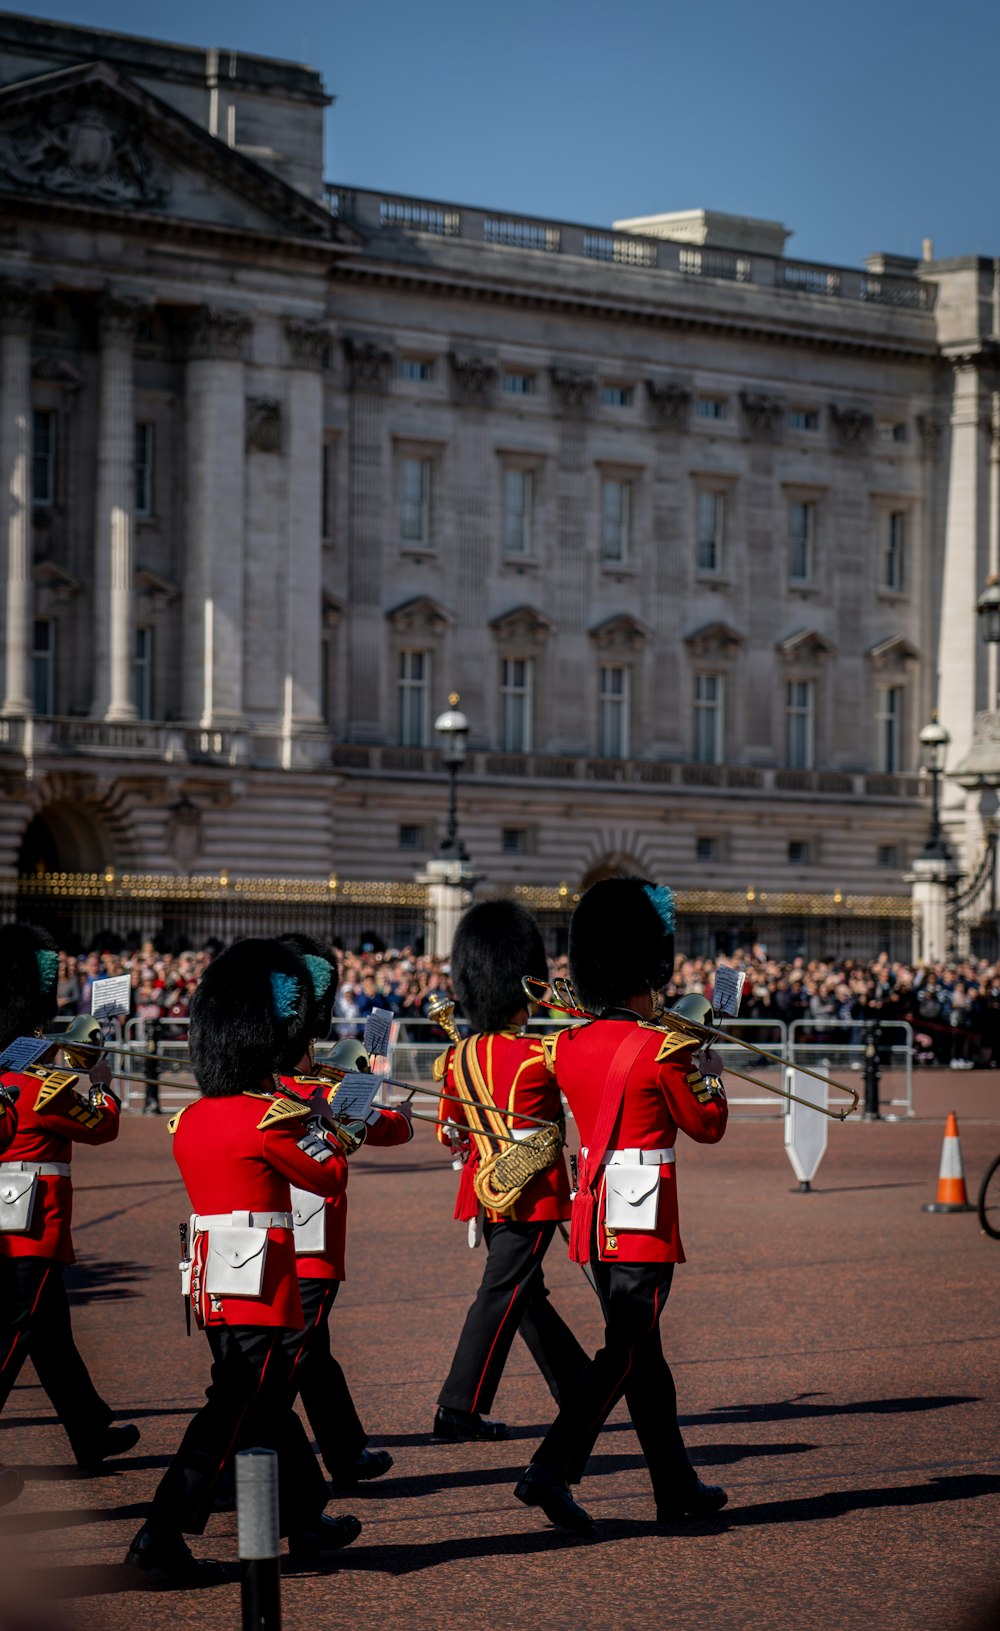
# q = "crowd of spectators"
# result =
<box><xmin>48</xmin><ymin>936</ymin><xmax>1000</xmax><ymax>1069</ymax></box>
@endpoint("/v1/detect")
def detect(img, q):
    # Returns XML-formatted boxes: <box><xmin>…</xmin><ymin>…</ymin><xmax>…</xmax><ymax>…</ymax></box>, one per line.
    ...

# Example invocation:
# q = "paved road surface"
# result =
<box><xmin>0</xmin><ymin>1074</ymin><xmax>997</xmax><ymax>1631</ymax></box>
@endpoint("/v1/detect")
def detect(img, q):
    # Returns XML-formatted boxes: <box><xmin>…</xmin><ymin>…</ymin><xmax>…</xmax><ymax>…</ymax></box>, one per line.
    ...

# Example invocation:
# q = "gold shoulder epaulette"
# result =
<box><xmin>290</xmin><ymin>1073</ymin><xmax>329</xmax><ymax>1090</ymax></box>
<box><xmin>539</xmin><ymin>1032</ymin><xmax>561</xmax><ymax>1074</ymax></box>
<box><xmin>167</xmin><ymin>1105</ymin><xmax>188</xmax><ymax>1135</ymax></box>
<box><xmin>654</xmin><ymin>1028</ymin><xmax>698</xmax><ymax>1063</ymax></box>
<box><xmin>257</xmin><ymin>1095</ymin><xmax>311</xmax><ymax>1131</ymax></box>
<box><xmin>432</xmin><ymin>1049</ymin><xmax>450</xmax><ymax>1083</ymax></box>
<box><xmin>30</xmin><ymin>1068</ymin><xmax>80</xmax><ymax>1112</ymax></box>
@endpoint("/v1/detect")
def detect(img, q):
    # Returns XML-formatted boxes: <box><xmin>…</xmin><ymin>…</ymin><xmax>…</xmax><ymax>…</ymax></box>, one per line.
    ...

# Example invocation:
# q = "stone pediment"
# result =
<box><xmin>684</xmin><ymin>620</ymin><xmax>745</xmax><ymax>658</ymax></box>
<box><xmin>867</xmin><ymin>634</ymin><xmax>919</xmax><ymax>668</ymax></box>
<box><xmin>0</xmin><ymin>60</ymin><xmax>338</xmax><ymax>240</ymax></box>
<box><xmin>590</xmin><ymin>613</ymin><xmax>651</xmax><ymax>653</ymax></box>
<box><xmin>776</xmin><ymin>627</ymin><xmax>836</xmax><ymax>662</ymax></box>
<box><xmin>386</xmin><ymin>596</ymin><xmax>452</xmax><ymax>637</ymax></box>
<box><xmin>489</xmin><ymin>604</ymin><xmax>555</xmax><ymax>646</ymax></box>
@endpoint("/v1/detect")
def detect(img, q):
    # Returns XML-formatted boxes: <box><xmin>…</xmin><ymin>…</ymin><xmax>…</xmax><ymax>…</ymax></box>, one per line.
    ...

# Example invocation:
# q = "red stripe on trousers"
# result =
<box><xmin>0</xmin><ymin>1265</ymin><xmax>52</xmax><ymax>1377</ymax></box>
<box><xmin>471</xmin><ymin>1229</ymin><xmax>547</xmax><ymax>1413</ymax></box>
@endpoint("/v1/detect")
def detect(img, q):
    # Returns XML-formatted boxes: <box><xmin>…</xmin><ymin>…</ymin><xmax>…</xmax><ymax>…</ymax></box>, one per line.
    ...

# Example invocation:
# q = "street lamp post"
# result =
<box><xmin>434</xmin><ymin>692</ymin><xmax>470</xmax><ymax>863</ymax></box>
<box><xmin>977</xmin><ymin>572</ymin><xmax>1000</xmax><ymax>711</ymax></box>
<box><xmin>918</xmin><ymin>712</ymin><xmax>951</xmax><ymax>860</ymax></box>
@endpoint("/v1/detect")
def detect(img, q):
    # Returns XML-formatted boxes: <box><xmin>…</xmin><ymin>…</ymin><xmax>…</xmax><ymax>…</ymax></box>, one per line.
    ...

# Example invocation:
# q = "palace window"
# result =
<box><xmin>696</xmin><ymin>490</ymin><xmax>725</xmax><ymax>575</ymax></box>
<box><xmin>693</xmin><ymin>672</ymin><xmax>724</xmax><ymax>764</ymax></box>
<box><xmin>502</xmin><ymin>371</ymin><xmax>535</xmax><ymax>396</ymax></box>
<box><xmin>398</xmin><ymin>649</ymin><xmax>430</xmax><ymax>746</ymax></box>
<box><xmin>400</xmin><ymin>457</ymin><xmax>432</xmax><ymax>547</ymax></box>
<box><xmin>134</xmin><ymin>422</ymin><xmax>154</xmax><ymax>517</ymax></box>
<box><xmin>600</xmin><ymin>478</ymin><xmax>631</xmax><ymax>564</ymax></box>
<box><xmin>500</xmin><ymin>657</ymin><xmax>533</xmax><ymax>752</ymax></box>
<box><xmin>876</xmin><ymin>685</ymin><xmax>903</xmax><ymax>773</ymax></box>
<box><xmin>399</xmin><ymin>357</ymin><xmax>434</xmax><ymax>382</ymax></box>
<box><xmin>788</xmin><ymin>500</ymin><xmax>816</xmax><ymax>583</ymax></box>
<box><xmin>601</xmin><ymin>383</ymin><xmax>634</xmax><ymax>407</ymax></box>
<box><xmin>695</xmin><ymin>396</ymin><xmax>727</xmax><ymax>421</ymax></box>
<box><xmin>133</xmin><ymin>626</ymin><xmax>153</xmax><ymax>719</ymax></box>
<box><xmin>788</xmin><ymin>408</ymin><xmax>819</xmax><ymax>431</ymax></box>
<box><xmin>32</xmin><ymin>409</ymin><xmax>56</xmax><ymax>507</ymax></box>
<box><xmin>502</xmin><ymin>468</ymin><xmax>533</xmax><ymax>558</ymax></box>
<box><xmin>785</xmin><ymin>679</ymin><xmax>815</xmax><ymax>769</ymax></box>
<box><xmin>881</xmin><ymin>510</ymin><xmax>906</xmax><ymax>591</ymax></box>
<box><xmin>598</xmin><ymin>664</ymin><xmax>630</xmax><ymax>758</ymax></box>
<box><xmin>32</xmin><ymin>619</ymin><xmax>54</xmax><ymax>715</ymax></box>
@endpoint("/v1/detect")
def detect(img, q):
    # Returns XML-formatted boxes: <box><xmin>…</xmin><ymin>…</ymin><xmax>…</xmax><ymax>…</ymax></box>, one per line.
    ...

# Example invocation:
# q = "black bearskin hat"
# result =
<box><xmin>451</xmin><ymin>899</ymin><xmax>547</xmax><ymax>1034</ymax></box>
<box><xmin>569</xmin><ymin>876</ymin><xmax>676</xmax><ymax>1013</ymax></box>
<box><xmin>276</xmin><ymin>932</ymin><xmax>339</xmax><ymax>1041</ymax></box>
<box><xmin>0</xmin><ymin>922</ymin><xmax>59</xmax><ymax>1050</ymax></box>
<box><xmin>189</xmin><ymin>937</ymin><xmax>314</xmax><ymax>1096</ymax></box>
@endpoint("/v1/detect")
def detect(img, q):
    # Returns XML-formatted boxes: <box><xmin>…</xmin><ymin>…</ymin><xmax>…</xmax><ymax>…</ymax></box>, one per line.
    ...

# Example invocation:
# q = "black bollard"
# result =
<box><xmin>237</xmin><ymin>1448</ymin><xmax>281</xmax><ymax>1631</ymax></box>
<box><xmin>863</xmin><ymin>1020</ymin><xmax>882</xmax><ymax>1121</ymax></box>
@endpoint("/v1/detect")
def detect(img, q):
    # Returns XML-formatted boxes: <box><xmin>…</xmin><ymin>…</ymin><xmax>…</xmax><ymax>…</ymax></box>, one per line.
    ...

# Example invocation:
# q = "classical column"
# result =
<box><xmin>0</xmin><ymin>281</ymin><xmax>35</xmax><ymax>718</ymax></box>
<box><xmin>92</xmin><ymin>294</ymin><xmax>144</xmax><ymax>721</ymax></box>
<box><xmin>182</xmin><ymin>307</ymin><xmax>251</xmax><ymax>728</ymax></box>
<box><xmin>344</xmin><ymin>335</ymin><xmax>394</xmax><ymax>740</ymax></box>
<box><xmin>282</xmin><ymin>318</ymin><xmax>327</xmax><ymax>764</ymax></box>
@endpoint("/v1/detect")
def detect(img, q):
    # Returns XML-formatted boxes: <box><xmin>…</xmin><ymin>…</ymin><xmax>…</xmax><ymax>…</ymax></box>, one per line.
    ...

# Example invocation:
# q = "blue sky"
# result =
<box><xmin>13</xmin><ymin>0</ymin><xmax>1000</xmax><ymax>267</ymax></box>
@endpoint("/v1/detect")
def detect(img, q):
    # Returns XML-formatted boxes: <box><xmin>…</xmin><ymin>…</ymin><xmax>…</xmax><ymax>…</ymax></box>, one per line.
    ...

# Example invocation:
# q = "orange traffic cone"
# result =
<box><xmin>922</xmin><ymin>1112</ymin><xmax>976</xmax><ymax>1213</ymax></box>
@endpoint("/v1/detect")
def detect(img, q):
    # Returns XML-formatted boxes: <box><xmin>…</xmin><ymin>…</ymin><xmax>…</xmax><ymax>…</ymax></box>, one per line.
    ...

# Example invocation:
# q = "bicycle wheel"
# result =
<box><xmin>977</xmin><ymin>1153</ymin><xmax>1000</xmax><ymax>1239</ymax></box>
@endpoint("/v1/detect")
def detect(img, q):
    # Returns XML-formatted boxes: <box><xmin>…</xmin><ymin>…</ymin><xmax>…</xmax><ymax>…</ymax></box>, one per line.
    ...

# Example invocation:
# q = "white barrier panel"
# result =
<box><xmin>784</xmin><ymin>1060</ymin><xmax>829</xmax><ymax>1192</ymax></box>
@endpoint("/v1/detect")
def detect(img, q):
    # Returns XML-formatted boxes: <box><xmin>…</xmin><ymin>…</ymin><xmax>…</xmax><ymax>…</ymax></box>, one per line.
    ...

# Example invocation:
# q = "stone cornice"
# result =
<box><xmin>185</xmin><ymin>305</ymin><xmax>252</xmax><ymax>362</ymax></box>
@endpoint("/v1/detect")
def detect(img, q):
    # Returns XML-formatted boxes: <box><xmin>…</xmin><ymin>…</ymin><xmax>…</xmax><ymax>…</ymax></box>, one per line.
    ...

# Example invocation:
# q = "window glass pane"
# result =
<box><xmin>601</xmin><ymin>480</ymin><xmax>629</xmax><ymax>562</ymax></box>
<box><xmin>785</xmin><ymin>679</ymin><xmax>814</xmax><ymax>768</ymax></box>
<box><xmin>400</xmin><ymin>458</ymin><xmax>430</xmax><ymax>544</ymax></box>
<box><xmin>503</xmin><ymin>468</ymin><xmax>531</xmax><ymax>556</ymax></box>
<box><xmin>397</xmin><ymin>649</ymin><xmax>429</xmax><ymax>745</ymax></box>
<box><xmin>134</xmin><ymin>422</ymin><xmax>153</xmax><ymax>516</ymax></box>
<box><xmin>693</xmin><ymin>672</ymin><xmax>722</xmax><ymax>763</ymax></box>
<box><xmin>788</xmin><ymin>502</ymin><xmax>814</xmax><ymax>581</ymax></box>
<box><xmin>500</xmin><ymin>657</ymin><xmax>532</xmax><ymax>751</ymax></box>
<box><xmin>502</xmin><ymin>372</ymin><xmax>534</xmax><ymax>395</ymax></box>
<box><xmin>32</xmin><ymin>619</ymin><xmax>53</xmax><ymax>715</ymax></box>
<box><xmin>696</xmin><ymin>491</ymin><xmax>723</xmax><ymax>573</ymax></box>
<box><xmin>32</xmin><ymin>410</ymin><xmax>55</xmax><ymax>506</ymax></box>
<box><xmin>598</xmin><ymin>665</ymin><xmax>628</xmax><ymax>757</ymax></box>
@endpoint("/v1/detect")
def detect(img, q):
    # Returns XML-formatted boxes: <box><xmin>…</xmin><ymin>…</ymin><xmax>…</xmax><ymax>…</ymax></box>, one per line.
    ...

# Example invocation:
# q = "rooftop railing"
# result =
<box><xmin>325</xmin><ymin>184</ymin><xmax>937</xmax><ymax>313</ymax></box>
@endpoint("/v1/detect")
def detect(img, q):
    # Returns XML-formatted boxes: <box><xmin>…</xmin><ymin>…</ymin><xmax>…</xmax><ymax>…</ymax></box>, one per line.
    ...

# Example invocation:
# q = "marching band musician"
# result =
<box><xmin>514</xmin><ymin>878</ymin><xmax>729</xmax><ymax>1536</ymax></box>
<box><xmin>433</xmin><ymin>901</ymin><xmax>587</xmax><ymax>1442</ymax></box>
<box><xmin>276</xmin><ymin>932</ymin><xmax>412</xmax><ymax>1490</ymax></box>
<box><xmin>125</xmin><ymin>938</ymin><xmax>363</xmax><ymax>1586</ymax></box>
<box><xmin>0</xmin><ymin>923</ymin><xmax>139</xmax><ymax>1497</ymax></box>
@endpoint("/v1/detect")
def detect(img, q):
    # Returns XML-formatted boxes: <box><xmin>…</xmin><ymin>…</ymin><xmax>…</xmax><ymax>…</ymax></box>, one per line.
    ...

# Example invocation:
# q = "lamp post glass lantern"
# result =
<box><xmin>435</xmin><ymin>692</ymin><xmax>470</xmax><ymax>861</ymax></box>
<box><xmin>919</xmin><ymin>712</ymin><xmax>951</xmax><ymax>857</ymax></box>
<box><xmin>976</xmin><ymin>573</ymin><xmax>1000</xmax><ymax>647</ymax></box>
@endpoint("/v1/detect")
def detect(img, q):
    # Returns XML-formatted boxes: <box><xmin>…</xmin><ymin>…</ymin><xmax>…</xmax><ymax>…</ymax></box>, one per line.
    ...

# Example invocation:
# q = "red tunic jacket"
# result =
<box><xmin>0</xmin><ymin>1067</ymin><xmax>119</xmax><ymax>1263</ymax></box>
<box><xmin>170</xmin><ymin>1090</ymin><xmax>348</xmax><ymax>1328</ymax></box>
<box><xmin>552</xmin><ymin>1019</ymin><xmax>727</xmax><ymax>1263</ymax></box>
<box><xmin>278</xmin><ymin>1074</ymin><xmax>412</xmax><ymax>1282</ymax></box>
<box><xmin>435</xmin><ymin>1032</ymin><xmax>572</xmax><ymax>1225</ymax></box>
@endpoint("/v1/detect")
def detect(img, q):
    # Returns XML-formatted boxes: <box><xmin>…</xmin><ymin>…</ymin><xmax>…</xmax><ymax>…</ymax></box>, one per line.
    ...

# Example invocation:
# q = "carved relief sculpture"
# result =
<box><xmin>829</xmin><ymin>404</ymin><xmax>875</xmax><ymax>450</ymax></box>
<box><xmin>285</xmin><ymin>318</ymin><xmax>328</xmax><ymax>371</ymax></box>
<box><xmin>550</xmin><ymin>367</ymin><xmax>596</xmax><ymax>415</ymax></box>
<box><xmin>343</xmin><ymin>336</ymin><xmax>394</xmax><ymax>393</ymax></box>
<box><xmin>0</xmin><ymin>101</ymin><xmax>170</xmax><ymax>207</ymax></box>
<box><xmin>449</xmin><ymin>351</ymin><xmax>498</xmax><ymax>407</ymax></box>
<box><xmin>645</xmin><ymin>378</ymin><xmax>691</xmax><ymax>428</ymax></box>
<box><xmin>185</xmin><ymin>306</ymin><xmax>252</xmax><ymax>363</ymax></box>
<box><xmin>739</xmin><ymin>390</ymin><xmax>786</xmax><ymax>438</ymax></box>
<box><xmin>246</xmin><ymin>398</ymin><xmax>283</xmax><ymax>454</ymax></box>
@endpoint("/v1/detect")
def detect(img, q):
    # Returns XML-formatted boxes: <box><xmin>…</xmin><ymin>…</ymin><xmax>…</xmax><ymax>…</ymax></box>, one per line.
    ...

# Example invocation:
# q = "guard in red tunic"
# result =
<box><xmin>432</xmin><ymin>901</ymin><xmax>586</xmax><ymax>1442</ymax></box>
<box><xmin>276</xmin><ymin>932</ymin><xmax>412</xmax><ymax>1489</ymax></box>
<box><xmin>0</xmin><ymin>923</ymin><xmax>139</xmax><ymax>1493</ymax></box>
<box><xmin>125</xmin><ymin>938</ymin><xmax>362</xmax><ymax>1586</ymax></box>
<box><xmin>0</xmin><ymin>1010</ymin><xmax>19</xmax><ymax>1507</ymax></box>
<box><xmin>514</xmin><ymin>878</ymin><xmax>729</xmax><ymax>1536</ymax></box>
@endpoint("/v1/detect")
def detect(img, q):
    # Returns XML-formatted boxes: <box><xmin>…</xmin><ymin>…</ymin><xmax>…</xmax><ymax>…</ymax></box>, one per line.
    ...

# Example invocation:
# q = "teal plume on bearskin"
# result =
<box><xmin>0</xmin><ymin>922</ymin><xmax>59</xmax><ymax>1051</ymax></box>
<box><xmin>189</xmin><ymin>937</ymin><xmax>314</xmax><ymax>1096</ymax></box>
<box><xmin>451</xmin><ymin>899</ymin><xmax>548</xmax><ymax>1034</ymax></box>
<box><xmin>276</xmin><ymin>932</ymin><xmax>338</xmax><ymax>1039</ymax></box>
<box><xmin>569</xmin><ymin>875</ymin><xmax>676</xmax><ymax>1013</ymax></box>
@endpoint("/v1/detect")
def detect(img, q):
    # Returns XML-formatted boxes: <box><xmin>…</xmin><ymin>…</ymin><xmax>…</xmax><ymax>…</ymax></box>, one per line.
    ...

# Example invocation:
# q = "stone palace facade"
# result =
<box><xmin>0</xmin><ymin>12</ymin><xmax>995</xmax><ymax>957</ymax></box>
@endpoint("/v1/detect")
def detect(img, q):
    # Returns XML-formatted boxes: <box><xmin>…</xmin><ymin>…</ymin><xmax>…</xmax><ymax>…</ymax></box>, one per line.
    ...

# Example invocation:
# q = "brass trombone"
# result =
<box><xmin>523</xmin><ymin>976</ymin><xmax>859</xmax><ymax>1122</ymax></box>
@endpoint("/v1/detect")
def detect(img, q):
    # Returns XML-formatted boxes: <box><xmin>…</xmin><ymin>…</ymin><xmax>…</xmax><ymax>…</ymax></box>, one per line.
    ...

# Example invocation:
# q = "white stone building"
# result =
<box><xmin>0</xmin><ymin>12</ymin><xmax>993</xmax><ymax>957</ymax></box>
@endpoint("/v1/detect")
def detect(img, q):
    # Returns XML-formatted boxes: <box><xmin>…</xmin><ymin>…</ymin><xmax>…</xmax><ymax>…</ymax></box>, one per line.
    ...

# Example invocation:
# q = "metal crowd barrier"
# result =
<box><xmin>787</xmin><ymin>1018</ymin><xmax>914</xmax><ymax>1118</ymax></box>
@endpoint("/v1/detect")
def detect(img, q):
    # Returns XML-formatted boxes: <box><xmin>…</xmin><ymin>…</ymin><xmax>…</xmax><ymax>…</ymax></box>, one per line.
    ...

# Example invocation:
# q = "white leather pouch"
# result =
<box><xmin>603</xmin><ymin>1164</ymin><xmax>661</xmax><ymax>1231</ymax></box>
<box><xmin>290</xmin><ymin>1186</ymin><xmax>327</xmax><ymax>1255</ymax></box>
<box><xmin>204</xmin><ymin>1226</ymin><xmax>269</xmax><ymax>1297</ymax></box>
<box><xmin>0</xmin><ymin>1169</ymin><xmax>37</xmax><ymax>1233</ymax></box>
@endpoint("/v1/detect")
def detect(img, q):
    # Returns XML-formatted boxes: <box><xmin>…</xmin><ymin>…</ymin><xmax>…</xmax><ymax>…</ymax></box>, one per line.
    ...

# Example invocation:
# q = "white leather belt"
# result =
<box><xmin>0</xmin><ymin>1160</ymin><xmax>71</xmax><ymax>1177</ymax></box>
<box><xmin>602</xmin><ymin>1147</ymin><xmax>675</xmax><ymax>1167</ymax></box>
<box><xmin>194</xmin><ymin>1211</ymin><xmax>293</xmax><ymax>1231</ymax></box>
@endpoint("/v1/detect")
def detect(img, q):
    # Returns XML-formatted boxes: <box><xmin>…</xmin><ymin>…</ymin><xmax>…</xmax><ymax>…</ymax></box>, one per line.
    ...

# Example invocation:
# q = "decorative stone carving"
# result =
<box><xmin>97</xmin><ymin>292</ymin><xmax>148</xmax><ymax>340</ymax></box>
<box><xmin>776</xmin><ymin>627</ymin><xmax>836</xmax><ymax>663</ymax></box>
<box><xmin>489</xmin><ymin>604</ymin><xmax>554</xmax><ymax>648</ymax></box>
<box><xmin>0</xmin><ymin>104</ymin><xmax>170</xmax><ymax>207</ymax></box>
<box><xmin>550</xmin><ymin>366</ymin><xmax>595</xmax><ymax>414</ymax></box>
<box><xmin>285</xmin><ymin>318</ymin><xmax>328</xmax><ymax>371</ymax></box>
<box><xmin>185</xmin><ymin>306</ymin><xmax>252</xmax><ymax>363</ymax></box>
<box><xmin>589</xmin><ymin>613</ymin><xmax>650</xmax><ymax>654</ymax></box>
<box><xmin>449</xmin><ymin>351</ymin><xmax>497</xmax><ymax>407</ymax></box>
<box><xmin>739</xmin><ymin>390</ymin><xmax>786</xmax><ymax>438</ymax></box>
<box><xmin>867</xmin><ymin>635</ymin><xmax>919</xmax><ymax>671</ymax></box>
<box><xmin>343</xmin><ymin>335</ymin><xmax>394</xmax><ymax>393</ymax></box>
<box><xmin>829</xmin><ymin>404</ymin><xmax>875</xmax><ymax>450</ymax></box>
<box><xmin>916</xmin><ymin>413</ymin><xmax>946</xmax><ymax>461</ymax></box>
<box><xmin>645</xmin><ymin>378</ymin><xmax>691</xmax><ymax>427</ymax></box>
<box><xmin>684</xmin><ymin>620</ymin><xmax>745</xmax><ymax>659</ymax></box>
<box><xmin>385</xmin><ymin>595</ymin><xmax>452</xmax><ymax>638</ymax></box>
<box><xmin>32</xmin><ymin>354</ymin><xmax>83</xmax><ymax>387</ymax></box>
<box><xmin>168</xmin><ymin>793</ymin><xmax>202</xmax><ymax>869</ymax></box>
<box><xmin>246</xmin><ymin>398</ymin><xmax>283</xmax><ymax>454</ymax></box>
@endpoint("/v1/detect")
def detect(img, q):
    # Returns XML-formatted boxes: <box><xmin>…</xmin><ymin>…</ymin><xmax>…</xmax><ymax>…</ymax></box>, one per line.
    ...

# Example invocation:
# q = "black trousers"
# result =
<box><xmin>530</xmin><ymin>1254</ymin><xmax>695</xmax><ymax>1506</ymax></box>
<box><xmin>148</xmin><ymin>1325</ymin><xmax>329</xmax><ymax>1536</ymax></box>
<box><xmin>0</xmin><ymin>1256</ymin><xmax>113</xmax><ymax>1464</ymax></box>
<box><xmin>283</xmin><ymin>1279</ymin><xmax>367</xmax><ymax>1478</ymax></box>
<box><xmin>438</xmin><ymin>1220</ymin><xmax>588</xmax><ymax>1415</ymax></box>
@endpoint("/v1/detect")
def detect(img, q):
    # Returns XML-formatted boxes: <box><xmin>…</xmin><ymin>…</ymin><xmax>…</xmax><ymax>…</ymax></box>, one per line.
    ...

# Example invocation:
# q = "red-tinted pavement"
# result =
<box><xmin>0</xmin><ymin>1075</ymin><xmax>997</xmax><ymax>1631</ymax></box>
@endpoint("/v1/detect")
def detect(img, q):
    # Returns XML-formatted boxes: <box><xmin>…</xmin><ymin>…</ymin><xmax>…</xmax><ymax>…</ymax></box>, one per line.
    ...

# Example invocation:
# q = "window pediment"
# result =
<box><xmin>589</xmin><ymin>613</ymin><xmax>650</xmax><ymax>654</ymax></box>
<box><xmin>385</xmin><ymin>595</ymin><xmax>452</xmax><ymax>638</ymax></box>
<box><xmin>867</xmin><ymin>634</ymin><xmax>919</xmax><ymax>670</ymax></box>
<box><xmin>489</xmin><ymin>604</ymin><xmax>555</xmax><ymax>647</ymax></box>
<box><xmin>684</xmin><ymin>620</ymin><xmax>745</xmax><ymax>659</ymax></box>
<box><xmin>776</xmin><ymin>627</ymin><xmax>836</xmax><ymax>663</ymax></box>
